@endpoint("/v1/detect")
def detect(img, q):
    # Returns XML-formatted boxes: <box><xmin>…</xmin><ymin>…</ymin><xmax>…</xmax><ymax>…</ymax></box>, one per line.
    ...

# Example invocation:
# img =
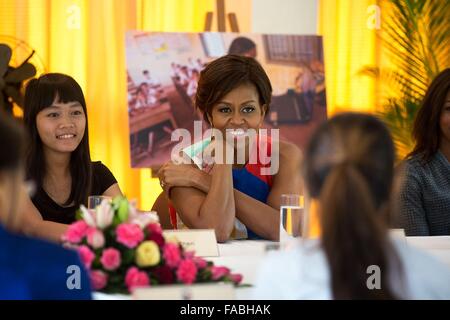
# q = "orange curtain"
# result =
<box><xmin>1</xmin><ymin>0</ymin><xmax>249</xmax><ymax>210</ymax></box>
<box><xmin>1</xmin><ymin>0</ymin><xmax>381</xmax><ymax>214</ymax></box>
<box><xmin>318</xmin><ymin>0</ymin><xmax>380</xmax><ymax>115</ymax></box>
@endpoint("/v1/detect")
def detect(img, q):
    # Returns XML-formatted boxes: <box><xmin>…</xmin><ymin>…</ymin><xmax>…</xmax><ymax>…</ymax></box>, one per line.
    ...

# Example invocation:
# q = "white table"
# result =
<box><xmin>405</xmin><ymin>236</ymin><xmax>450</xmax><ymax>267</ymax></box>
<box><xmin>212</xmin><ymin>236</ymin><xmax>450</xmax><ymax>284</ymax></box>
<box><xmin>94</xmin><ymin>236</ymin><xmax>450</xmax><ymax>300</ymax></box>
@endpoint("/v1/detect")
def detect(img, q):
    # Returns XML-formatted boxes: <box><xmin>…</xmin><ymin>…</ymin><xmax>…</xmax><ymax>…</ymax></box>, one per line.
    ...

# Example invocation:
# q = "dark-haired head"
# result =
<box><xmin>304</xmin><ymin>112</ymin><xmax>399</xmax><ymax>299</ymax></box>
<box><xmin>0</xmin><ymin>112</ymin><xmax>27</xmax><ymax>229</ymax></box>
<box><xmin>23</xmin><ymin>73</ymin><xmax>92</xmax><ymax>207</ymax></box>
<box><xmin>195</xmin><ymin>54</ymin><xmax>272</xmax><ymax>124</ymax></box>
<box><xmin>228</xmin><ymin>37</ymin><xmax>257</xmax><ymax>58</ymax></box>
<box><xmin>409</xmin><ymin>68</ymin><xmax>450</xmax><ymax>162</ymax></box>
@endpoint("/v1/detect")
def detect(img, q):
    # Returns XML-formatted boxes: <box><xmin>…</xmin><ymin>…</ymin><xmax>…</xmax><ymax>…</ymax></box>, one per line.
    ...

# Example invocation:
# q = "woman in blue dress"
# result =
<box><xmin>155</xmin><ymin>55</ymin><xmax>302</xmax><ymax>242</ymax></box>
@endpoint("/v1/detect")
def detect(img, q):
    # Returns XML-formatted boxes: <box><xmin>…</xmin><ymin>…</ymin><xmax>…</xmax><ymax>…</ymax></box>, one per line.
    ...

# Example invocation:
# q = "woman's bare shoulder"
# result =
<box><xmin>278</xmin><ymin>140</ymin><xmax>303</xmax><ymax>162</ymax></box>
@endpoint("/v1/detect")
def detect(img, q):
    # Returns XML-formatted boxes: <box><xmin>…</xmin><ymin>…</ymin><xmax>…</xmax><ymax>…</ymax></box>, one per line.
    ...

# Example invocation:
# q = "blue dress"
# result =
<box><xmin>232</xmin><ymin>161</ymin><xmax>273</xmax><ymax>240</ymax></box>
<box><xmin>170</xmin><ymin>135</ymin><xmax>274</xmax><ymax>240</ymax></box>
<box><xmin>0</xmin><ymin>225</ymin><xmax>92</xmax><ymax>299</ymax></box>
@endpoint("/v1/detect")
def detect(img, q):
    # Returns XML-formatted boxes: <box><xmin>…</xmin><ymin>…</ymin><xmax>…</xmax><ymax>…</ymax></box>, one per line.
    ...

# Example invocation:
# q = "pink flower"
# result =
<box><xmin>78</xmin><ymin>245</ymin><xmax>95</xmax><ymax>269</ymax></box>
<box><xmin>146</xmin><ymin>223</ymin><xmax>162</xmax><ymax>235</ymax></box>
<box><xmin>130</xmin><ymin>212</ymin><xmax>159</xmax><ymax>229</ymax></box>
<box><xmin>153</xmin><ymin>266</ymin><xmax>174</xmax><ymax>284</ymax></box>
<box><xmin>90</xmin><ymin>270</ymin><xmax>108</xmax><ymax>290</ymax></box>
<box><xmin>193</xmin><ymin>257</ymin><xmax>208</xmax><ymax>269</ymax></box>
<box><xmin>100</xmin><ymin>248</ymin><xmax>121</xmax><ymax>271</ymax></box>
<box><xmin>125</xmin><ymin>267</ymin><xmax>150</xmax><ymax>292</ymax></box>
<box><xmin>63</xmin><ymin>220</ymin><xmax>89</xmax><ymax>243</ymax></box>
<box><xmin>116</xmin><ymin>223</ymin><xmax>144</xmax><ymax>249</ymax></box>
<box><xmin>147</xmin><ymin>232</ymin><xmax>165</xmax><ymax>247</ymax></box>
<box><xmin>184</xmin><ymin>251</ymin><xmax>195</xmax><ymax>259</ymax></box>
<box><xmin>211</xmin><ymin>266</ymin><xmax>230</xmax><ymax>280</ymax></box>
<box><xmin>86</xmin><ymin>228</ymin><xmax>105</xmax><ymax>249</ymax></box>
<box><xmin>230</xmin><ymin>273</ymin><xmax>243</xmax><ymax>285</ymax></box>
<box><xmin>176</xmin><ymin>259</ymin><xmax>198</xmax><ymax>284</ymax></box>
<box><xmin>163</xmin><ymin>243</ymin><xmax>181</xmax><ymax>268</ymax></box>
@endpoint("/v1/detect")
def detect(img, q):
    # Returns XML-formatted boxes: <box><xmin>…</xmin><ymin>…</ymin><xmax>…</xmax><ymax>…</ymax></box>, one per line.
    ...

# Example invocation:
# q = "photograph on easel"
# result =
<box><xmin>125</xmin><ymin>31</ymin><xmax>327</xmax><ymax>168</ymax></box>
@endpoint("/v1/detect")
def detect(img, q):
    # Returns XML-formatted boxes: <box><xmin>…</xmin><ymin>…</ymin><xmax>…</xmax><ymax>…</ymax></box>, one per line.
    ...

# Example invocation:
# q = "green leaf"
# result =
<box><xmin>362</xmin><ymin>0</ymin><xmax>450</xmax><ymax>159</ymax></box>
<box><xmin>122</xmin><ymin>249</ymin><xmax>135</xmax><ymax>265</ymax></box>
<box><xmin>75</xmin><ymin>209</ymin><xmax>83</xmax><ymax>221</ymax></box>
<box><xmin>117</xmin><ymin>198</ymin><xmax>129</xmax><ymax>222</ymax></box>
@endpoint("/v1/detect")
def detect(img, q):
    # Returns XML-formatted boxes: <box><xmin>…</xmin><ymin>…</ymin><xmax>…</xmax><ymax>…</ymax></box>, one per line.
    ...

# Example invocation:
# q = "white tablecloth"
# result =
<box><xmin>405</xmin><ymin>236</ymin><xmax>450</xmax><ymax>266</ymax></box>
<box><xmin>94</xmin><ymin>236</ymin><xmax>450</xmax><ymax>300</ymax></box>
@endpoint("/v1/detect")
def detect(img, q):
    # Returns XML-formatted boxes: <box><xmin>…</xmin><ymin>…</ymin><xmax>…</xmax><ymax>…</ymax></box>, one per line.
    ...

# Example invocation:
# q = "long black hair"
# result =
<box><xmin>408</xmin><ymin>68</ymin><xmax>450</xmax><ymax>162</ymax></box>
<box><xmin>23</xmin><ymin>73</ymin><xmax>92</xmax><ymax>207</ymax></box>
<box><xmin>304</xmin><ymin>113</ymin><xmax>400</xmax><ymax>299</ymax></box>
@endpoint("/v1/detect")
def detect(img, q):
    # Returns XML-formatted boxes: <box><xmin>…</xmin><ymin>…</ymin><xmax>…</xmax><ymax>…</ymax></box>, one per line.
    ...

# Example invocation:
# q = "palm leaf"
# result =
<box><xmin>365</xmin><ymin>0</ymin><xmax>450</xmax><ymax>159</ymax></box>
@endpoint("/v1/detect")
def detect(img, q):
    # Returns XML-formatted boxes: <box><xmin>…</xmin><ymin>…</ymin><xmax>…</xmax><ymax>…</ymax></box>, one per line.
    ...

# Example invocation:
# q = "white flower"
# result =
<box><xmin>96</xmin><ymin>199</ymin><xmax>114</xmax><ymax>229</ymax></box>
<box><xmin>80</xmin><ymin>205</ymin><xmax>96</xmax><ymax>227</ymax></box>
<box><xmin>130</xmin><ymin>211</ymin><xmax>159</xmax><ymax>229</ymax></box>
<box><xmin>87</xmin><ymin>229</ymin><xmax>105</xmax><ymax>249</ymax></box>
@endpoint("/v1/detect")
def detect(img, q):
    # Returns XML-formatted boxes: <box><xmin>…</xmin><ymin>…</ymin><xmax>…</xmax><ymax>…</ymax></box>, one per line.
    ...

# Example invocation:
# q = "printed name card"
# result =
<box><xmin>163</xmin><ymin>229</ymin><xmax>219</xmax><ymax>257</ymax></box>
<box><xmin>133</xmin><ymin>283</ymin><xmax>235</xmax><ymax>300</ymax></box>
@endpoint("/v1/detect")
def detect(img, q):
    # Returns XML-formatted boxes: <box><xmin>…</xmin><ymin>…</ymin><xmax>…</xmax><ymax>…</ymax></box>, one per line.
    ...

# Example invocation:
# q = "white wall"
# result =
<box><xmin>252</xmin><ymin>0</ymin><xmax>318</xmax><ymax>34</ymax></box>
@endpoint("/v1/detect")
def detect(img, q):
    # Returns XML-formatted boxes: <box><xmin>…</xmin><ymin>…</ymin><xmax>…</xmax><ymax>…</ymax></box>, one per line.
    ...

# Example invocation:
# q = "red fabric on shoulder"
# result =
<box><xmin>168</xmin><ymin>204</ymin><xmax>178</xmax><ymax>229</ymax></box>
<box><xmin>245</xmin><ymin>134</ymin><xmax>274</xmax><ymax>187</ymax></box>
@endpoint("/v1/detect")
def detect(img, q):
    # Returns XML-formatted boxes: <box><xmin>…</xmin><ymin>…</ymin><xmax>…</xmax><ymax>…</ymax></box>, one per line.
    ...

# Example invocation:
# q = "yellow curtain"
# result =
<box><xmin>307</xmin><ymin>0</ymin><xmax>381</xmax><ymax>238</ymax></box>
<box><xmin>318</xmin><ymin>0</ymin><xmax>380</xmax><ymax>115</ymax></box>
<box><xmin>1</xmin><ymin>0</ymin><xmax>380</xmax><ymax>214</ymax></box>
<box><xmin>0</xmin><ymin>0</ymin><xmax>238</xmax><ymax>210</ymax></box>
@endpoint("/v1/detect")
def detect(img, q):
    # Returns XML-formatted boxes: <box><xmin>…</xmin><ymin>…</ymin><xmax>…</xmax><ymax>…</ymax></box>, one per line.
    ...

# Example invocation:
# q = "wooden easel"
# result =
<box><xmin>150</xmin><ymin>0</ymin><xmax>240</xmax><ymax>178</ymax></box>
<box><xmin>204</xmin><ymin>0</ymin><xmax>240</xmax><ymax>32</ymax></box>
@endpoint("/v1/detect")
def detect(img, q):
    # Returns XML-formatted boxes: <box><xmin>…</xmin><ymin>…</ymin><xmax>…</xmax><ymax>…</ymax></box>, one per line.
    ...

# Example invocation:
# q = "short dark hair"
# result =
<box><xmin>0</xmin><ymin>111</ymin><xmax>26</xmax><ymax>171</ymax></box>
<box><xmin>195</xmin><ymin>54</ymin><xmax>272</xmax><ymax>123</ymax></box>
<box><xmin>228</xmin><ymin>37</ymin><xmax>256</xmax><ymax>55</ymax></box>
<box><xmin>23</xmin><ymin>73</ymin><xmax>92</xmax><ymax>207</ymax></box>
<box><xmin>409</xmin><ymin>68</ymin><xmax>450</xmax><ymax>162</ymax></box>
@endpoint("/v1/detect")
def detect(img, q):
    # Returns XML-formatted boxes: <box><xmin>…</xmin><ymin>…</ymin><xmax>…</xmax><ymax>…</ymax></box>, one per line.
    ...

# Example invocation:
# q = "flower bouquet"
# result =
<box><xmin>62</xmin><ymin>196</ymin><xmax>243</xmax><ymax>294</ymax></box>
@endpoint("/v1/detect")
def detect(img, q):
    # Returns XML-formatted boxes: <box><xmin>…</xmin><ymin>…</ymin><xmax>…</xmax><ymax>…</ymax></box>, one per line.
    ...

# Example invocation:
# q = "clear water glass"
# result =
<box><xmin>279</xmin><ymin>194</ymin><xmax>305</xmax><ymax>247</ymax></box>
<box><xmin>87</xmin><ymin>195</ymin><xmax>112</xmax><ymax>209</ymax></box>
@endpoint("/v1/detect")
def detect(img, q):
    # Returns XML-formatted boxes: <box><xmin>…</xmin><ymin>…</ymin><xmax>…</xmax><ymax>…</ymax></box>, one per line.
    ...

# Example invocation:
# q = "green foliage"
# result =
<box><xmin>366</xmin><ymin>0</ymin><xmax>450</xmax><ymax>158</ymax></box>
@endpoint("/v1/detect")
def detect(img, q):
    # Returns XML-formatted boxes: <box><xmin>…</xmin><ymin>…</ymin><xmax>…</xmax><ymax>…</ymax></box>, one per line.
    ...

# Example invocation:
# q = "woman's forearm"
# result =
<box><xmin>22</xmin><ymin>219</ymin><xmax>68</xmax><ymax>243</ymax></box>
<box><xmin>192</xmin><ymin>169</ymin><xmax>279</xmax><ymax>240</ymax></box>
<box><xmin>36</xmin><ymin>221</ymin><xmax>69</xmax><ymax>243</ymax></box>
<box><xmin>234</xmin><ymin>191</ymin><xmax>279</xmax><ymax>240</ymax></box>
<box><xmin>192</xmin><ymin>168</ymin><xmax>213</xmax><ymax>193</ymax></box>
<box><xmin>198</xmin><ymin>164</ymin><xmax>235</xmax><ymax>241</ymax></box>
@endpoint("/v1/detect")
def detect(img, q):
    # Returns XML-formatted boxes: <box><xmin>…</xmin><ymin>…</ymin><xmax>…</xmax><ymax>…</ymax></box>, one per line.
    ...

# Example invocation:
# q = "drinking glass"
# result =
<box><xmin>279</xmin><ymin>194</ymin><xmax>305</xmax><ymax>246</ymax></box>
<box><xmin>88</xmin><ymin>195</ymin><xmax>112</xmax><ymax>209</ymax></box>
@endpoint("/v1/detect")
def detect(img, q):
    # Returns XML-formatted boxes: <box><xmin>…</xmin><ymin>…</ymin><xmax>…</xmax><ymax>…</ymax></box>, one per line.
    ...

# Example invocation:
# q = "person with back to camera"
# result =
<box><xmin>0</xmin><ymin>112</ymin><xmax>92</xmax><ymax>299</ymax></box>
<box><xmin>252</xmin><ymin>113</ymin><xmax>450</xmax><ymax>299</ymax></box>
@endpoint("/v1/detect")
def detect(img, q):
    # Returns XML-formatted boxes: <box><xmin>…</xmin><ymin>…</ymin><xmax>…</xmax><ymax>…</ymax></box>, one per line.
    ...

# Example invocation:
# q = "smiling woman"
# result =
<box><xmin>155</xmin><ymin>55</ymin><xmax>303</xmax><ymax>242</ymax></box>
<box><xmin>36</xmin><ymin>100</ymin><xmax>86</xmax><ymax>154</ymax></box>
<box><xmin>20</xmin><ymin>73</ymin><xmax>123</xmax><ymax>243</ymax></box>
